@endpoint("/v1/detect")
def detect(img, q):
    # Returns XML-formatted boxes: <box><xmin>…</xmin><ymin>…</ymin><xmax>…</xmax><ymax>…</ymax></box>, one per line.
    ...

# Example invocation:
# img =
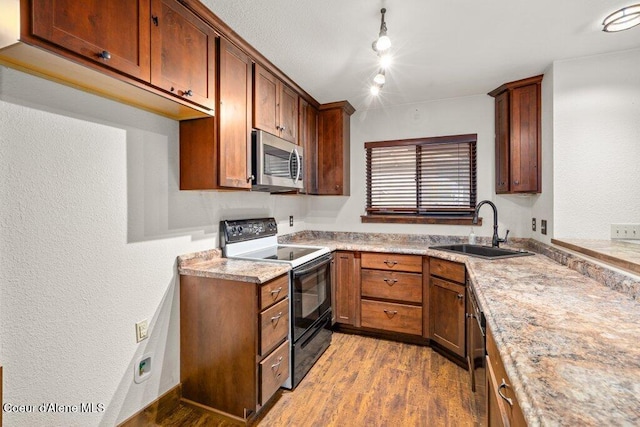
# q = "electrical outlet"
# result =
<box><xmin>289</xmin><ymin>216</ymin><xmax>294</xmax><ymax>227</ymax></box>
<box><xmin>611</xmin><ymin>223</ymin><xmax>640</xmax><ymax>240</ymax></box>
<box><xmin>541</xmin><ymin>219</ymin><xmax>547</xmax><ymax>235</ymax></box>
<box><xmin>136</xmin><ymin>319</ymin><xmax>148</xmax><ymax>343</ymax></box>
<box><xmin>532</xmin><ymin>218</ymin><xmax>536</xmax><ymax>231</ymax></box>
<box><xmin>134</xmin><ymin>353</ymin><xmax>152</xmax><ymax>383</ymax></box>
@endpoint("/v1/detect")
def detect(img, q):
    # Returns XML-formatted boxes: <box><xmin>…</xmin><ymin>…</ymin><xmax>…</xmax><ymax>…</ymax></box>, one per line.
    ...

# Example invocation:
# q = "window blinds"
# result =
<box><xmin>365</xmin><ymin>134</ymin><xmax>477</xmax><ymax>216</ymax></box>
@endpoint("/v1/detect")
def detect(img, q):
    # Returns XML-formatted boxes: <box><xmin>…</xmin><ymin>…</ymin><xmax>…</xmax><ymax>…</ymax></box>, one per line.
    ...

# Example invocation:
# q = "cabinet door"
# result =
<box><xmin>317</xmin><ymin>102</ymin><xmax>354</xmax><ymax>196</ymax></box>
<box><xmin>31</xmin><ymin>0</ymin><xmax>151</xmax><ymax>80</ymax></box>
<box><xmin>279</xmin><ymin>84</ymin><xmax>299</xmax><ymax>144</ymax></box>
<box><xmin>495</xmin><ymin>91</ymin><xmax>510</xmax><ymax>194</ymax></box>
<box><xmin>150</xmin><ymin>0</ymin><xmax>216</xmax><ymax>111</ymax></box>
<box><xmin>218</xmin><ymin>37</ymin><xmax>252</xmax><ymax>189</ymax></box>
<box><xmin>429</xmin><ymin>277</ymin><xmax>466</xmax><ymax>357</ymax></box>
<box><xmin>487</xmin><ymin>356</ymin><xmax>511</xmax><ymax>427</ymax></box>
<box><xmin>299</xmin><ymin>99</ymin><xmax>318</xmax><ymax>194</ymax></box>
<box><xmin>253</xmin><ymin>64</ymin><xmax>279</xmax><ymax>136</ymax></box>
<box><xmin>510</xmin><ymin>84</ymin><xmax>539</xmax><ymax>193</ymax></box>
<box><xmin>334</xmin><ymin>251</ymin><xmax>356</xmax><ymax>325</ymax></box>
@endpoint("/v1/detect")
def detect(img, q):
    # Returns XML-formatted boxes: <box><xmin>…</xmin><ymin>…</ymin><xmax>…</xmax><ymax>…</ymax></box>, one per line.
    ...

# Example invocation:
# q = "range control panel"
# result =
<box><xmin>220</xmin><ymin>217</ymin><xmax>278</xmax><ymax>244</ymax></box>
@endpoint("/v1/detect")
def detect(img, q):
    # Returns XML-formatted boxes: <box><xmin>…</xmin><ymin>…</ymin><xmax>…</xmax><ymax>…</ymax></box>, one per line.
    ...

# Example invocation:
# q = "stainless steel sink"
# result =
<box><xmin>429</xmin><ymin>244</ymin><xmax>534</xmax><ymax>260</ymax></box>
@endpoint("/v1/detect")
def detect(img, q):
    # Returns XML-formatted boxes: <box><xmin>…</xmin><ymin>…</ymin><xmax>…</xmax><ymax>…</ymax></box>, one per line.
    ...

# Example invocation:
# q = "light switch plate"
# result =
<box><xmin>541</xmin><ymin>220</ymin><xmax>547</xmax><ymax>235</ymax></box>
<box><xmin>136</xmin><ymin>319</ymin><xmax>149</xmax><ymax>343</ymax></box>
<box><xmin>532</xmin><ymin>218</ymin><xmax>536</xmax><ymax>231</ymax></box>
<box><xmin>611</xmin><ymin>223</ymin><xmax>640</xmax><ymax>240</ymax></box>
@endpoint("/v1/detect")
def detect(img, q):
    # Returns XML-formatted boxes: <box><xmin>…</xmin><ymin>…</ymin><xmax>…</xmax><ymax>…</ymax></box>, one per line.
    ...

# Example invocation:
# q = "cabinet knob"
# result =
<box><xmin>457</xmin><ymin>294</ymin><xmax>464</xmax><ymax>299</ymax></box>
<box><xmin>383</xmin><ymin>260</ymin><xmax>398</xmax><ymax>267</ymax></box>
<box><xmin>247</xmin><ymin>175</ymin><xmax>255</xmax><ymax>182</ymax></box>
<box><xmin>98</xmin><ymin>50</ymin><xmax>111</xmax><ymax>60</ymax></box>
<box><xmin>383</xmin><ymin>309</ymin><xmax>398</xmax><ymax>318</ymax></box>
<box><xmin>383</xmin><ymin>278</ymin><xmax>398</xmax><ymax>286</ymax></box>
<box><xmin>280</xmin><ymin>126</ymin><xmax>286</xmax><ymax>131</ymax></box>
<box><xmin>514</xmin><ymin>180</ymin><xmax>519</xmax><ymax>185</ymax></box>
<box><xmin>183</xmin><ymin>89</ymin><xmax>193</xmax><ymax>97</ymax></box>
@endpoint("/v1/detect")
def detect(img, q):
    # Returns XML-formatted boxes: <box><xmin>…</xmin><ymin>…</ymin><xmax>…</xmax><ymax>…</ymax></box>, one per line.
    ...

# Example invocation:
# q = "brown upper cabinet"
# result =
<box><xmin>3</xmin><ymin>0</ymin><xmax>216</xmax><ymax>119</ymax></box>
<box><xmin>299</xmin><ymin>98</ymin><xmax>319</xmax><ymax>194</ymax></box>
<box><xmin>31</xmin><ymin>0</ymin><xmax>152</xmax><ymax>81</ymax></box>
<box><xmin>317</xmin><ymin>101</ymin><xmax>355</xmax><ymax>195</ymax></box>
<box><xmin>489</xmin><ymin>75</ymin><xmax>543</xmax><ymax>194</ymax></box>
<box><xmin>150</xmin><ymin>0</ymin><xmax>217</xmax><ymax>111</ymax></box>
<box><xmin>179</xmin><ymin>37</ymin><xmax>252</xmax><ymax>190</ymax></box>
<box><xmin>253</xmin><ymin>64</ymin><xmax>298</xmax><ymax>144</ymax></box>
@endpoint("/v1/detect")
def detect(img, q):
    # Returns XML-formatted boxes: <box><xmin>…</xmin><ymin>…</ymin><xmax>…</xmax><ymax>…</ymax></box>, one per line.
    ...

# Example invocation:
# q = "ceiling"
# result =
<box><xmin>201</xmin><ymin>0</ymin><xmax>640</xmax><ymax>110</ymax></box>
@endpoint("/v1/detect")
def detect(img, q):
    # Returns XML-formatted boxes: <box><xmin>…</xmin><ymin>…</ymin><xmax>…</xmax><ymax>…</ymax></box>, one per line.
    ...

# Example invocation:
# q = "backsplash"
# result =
<box><xmin>281</xmin><ymin>231</ymin><xmax>640</xmax><ymax>301</ymax></box>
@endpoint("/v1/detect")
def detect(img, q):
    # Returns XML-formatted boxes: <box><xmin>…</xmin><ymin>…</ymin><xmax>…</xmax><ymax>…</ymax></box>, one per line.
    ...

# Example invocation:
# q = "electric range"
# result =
<box><xmin>220</xmin><ymin>218</ymin><xmax>332</xmax><ymax>389</ymax></box>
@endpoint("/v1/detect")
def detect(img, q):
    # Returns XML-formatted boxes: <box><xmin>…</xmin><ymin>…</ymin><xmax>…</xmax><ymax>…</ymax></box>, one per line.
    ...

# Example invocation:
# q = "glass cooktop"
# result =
<box><xmin>233</xmin><ymin>244</ymin><xmax>330</xmax><ymax>267</ymax></box>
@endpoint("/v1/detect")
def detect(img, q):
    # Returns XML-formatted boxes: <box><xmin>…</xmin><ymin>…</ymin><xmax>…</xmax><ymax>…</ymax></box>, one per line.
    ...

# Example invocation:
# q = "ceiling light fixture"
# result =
<box><xmin>602</xmin><ymin>3</ymin><xmax>640</xmax><ymax>32</ymax></box>
<box><xmin>370</xmin><ymin>8</ymin><xmax>392</xmax><ymax>96</ymax></box>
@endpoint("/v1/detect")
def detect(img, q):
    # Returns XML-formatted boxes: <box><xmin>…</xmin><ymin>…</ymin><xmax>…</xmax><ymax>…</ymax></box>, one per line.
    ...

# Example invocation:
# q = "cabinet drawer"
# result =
<box><xmin>430</xmin><ymin>257</ymin><xmax>465</xmax><ymax>284</ymax></box>
<box><xmin>361</xmin><ymin>253</ymin><xmax>423</xmax><ymax>273</ymax></box>
<box><xmin>361</xmin><ymin>269</ymin><xmax>422</xmax><ymax>303</ymax></box>
<box><xmin>259</xmin><ymin>339</ymin><xmax>290</xmax><ymax>405</ymax></box>
<box><xmin>360</xmin><ymin>300</ymin><xmax>422</xmax><ymax>335</ymax></box>
<box><xmin>259</xmin><ymin>298</ymin><xmax>289</xmax><ymax>356</ymax></box>
<box><xmin>260</xmin><ymin>274</ymin><xmax>289</xmax><ymax>310</ymax></box>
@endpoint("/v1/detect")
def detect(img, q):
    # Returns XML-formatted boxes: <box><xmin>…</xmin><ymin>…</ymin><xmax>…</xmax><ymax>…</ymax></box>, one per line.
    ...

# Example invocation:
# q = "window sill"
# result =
<box><xmin>360</xmin><ymin>215</ymin><xmax>482</xmax><ymax>226</ymax></box>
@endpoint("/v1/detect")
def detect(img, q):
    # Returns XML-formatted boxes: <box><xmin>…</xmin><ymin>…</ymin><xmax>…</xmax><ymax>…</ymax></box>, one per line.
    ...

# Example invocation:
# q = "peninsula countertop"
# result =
<box><xmin>177</xmin><ymin>235</ymin><xmax>640</xmax><ymax>426</ymax></box>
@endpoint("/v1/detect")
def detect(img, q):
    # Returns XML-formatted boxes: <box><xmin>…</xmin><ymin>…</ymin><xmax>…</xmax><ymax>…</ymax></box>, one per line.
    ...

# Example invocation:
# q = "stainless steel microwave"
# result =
<box><xmin>251</xmin><ymin>130</ymin><xmax>304</xmax><ymax>192</ymax></box>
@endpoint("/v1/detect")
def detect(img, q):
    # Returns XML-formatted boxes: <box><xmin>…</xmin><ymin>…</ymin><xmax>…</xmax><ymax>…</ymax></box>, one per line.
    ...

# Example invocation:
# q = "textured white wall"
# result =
<box><xmin>0</xmin><ymin>66</ymin><xmax>308</xmax><ymax>426</ymax></box>
<box><xmin>530</xmin><ymin>65</ymin><xmax>554</xmax><ymax>244</ymax></box>
<box><xmin>307</xmin><ymin>95</ymin><xmax>533</xmax><ymax>239</ymax></box>
<box><xmin>553</xmin><ymin>48</ymin><xmax>640</xmax><ymax>239</ymax></box>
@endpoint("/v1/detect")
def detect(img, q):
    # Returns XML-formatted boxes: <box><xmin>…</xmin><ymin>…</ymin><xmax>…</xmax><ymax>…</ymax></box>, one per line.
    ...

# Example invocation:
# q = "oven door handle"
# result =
<box><xmin>293</xmin><ymin>255</ymin><xmax>331</xmax><ymax>277</ymax></box>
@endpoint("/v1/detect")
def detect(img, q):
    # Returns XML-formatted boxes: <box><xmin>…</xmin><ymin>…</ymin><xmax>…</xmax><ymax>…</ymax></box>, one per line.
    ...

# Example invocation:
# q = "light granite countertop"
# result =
<box><xmin>177</xmin><ymin>248</ymin><xmax>290</xmax><ymax>283</ymax></box>
<box><xmin>177</xmin><ymin>233</ymin><xmax>640</xmax><ymax>426</ymax></box>
<box><xmin>552</xmin><ymin>238</ymin><xmax>640</xmax><ymax>275</ymax></box>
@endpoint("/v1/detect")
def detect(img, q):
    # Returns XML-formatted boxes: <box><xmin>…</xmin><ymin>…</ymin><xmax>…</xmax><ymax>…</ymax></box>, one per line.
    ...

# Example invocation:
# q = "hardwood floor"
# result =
<box><xmin>157</xmin><ymin>333</ymin><xmax>480</xmax><ymax>426</ymax></box>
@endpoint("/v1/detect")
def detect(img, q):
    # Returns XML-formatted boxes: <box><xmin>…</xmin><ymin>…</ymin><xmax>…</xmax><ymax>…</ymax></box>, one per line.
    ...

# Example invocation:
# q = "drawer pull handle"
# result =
<box><xmin>270</xmin><ymin>287</ymin><xmax>283</xmax><ymax>297</ymax></box>
<box><xmin>498</xmin><ymin>379</ymin><xmax>513</xmax><ymax>406</ymax></box>
<box><xmin>270</xmin><ymin>312</ymin><xmax>283</xmax><ymax>325</ymax></box>
<box><xmin>271</xmin><ymin>356</ymin><xmax>283</xmax><ymax>371</ymax></box>
<box><xmin>383</xmin><ymin>309</ymin><xmax>398</xmax><ymax>318</ymax></box>
<box><xmin>383</xmin><ymin>278</ymin><xmax>398</xmax><ymax>286</ymax></box>
<box><xmin>384</xmin><ymin>260</ymin><xmax>398</xmax><ymax>267</ymax></box>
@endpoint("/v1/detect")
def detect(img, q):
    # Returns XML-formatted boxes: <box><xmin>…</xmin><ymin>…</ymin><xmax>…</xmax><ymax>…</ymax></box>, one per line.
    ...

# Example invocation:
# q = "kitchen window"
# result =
<box><xmin>362</xmin><ymin>134</ymin><xmax>478</xmax><ymax>225</ymax></box>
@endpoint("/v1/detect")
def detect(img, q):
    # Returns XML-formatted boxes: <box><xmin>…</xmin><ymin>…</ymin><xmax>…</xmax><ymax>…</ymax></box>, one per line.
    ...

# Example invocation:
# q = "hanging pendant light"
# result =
<box><xmin>370</xmin><ymin>8</ymin><xmax>392</xmax><ymax>96</ymax></box>
<box><xmin>602</xmin><ymin>3</ymin><xmax>640</xmax><ymax>32</ymax></box>
<box><xmin>373</xmin><ymin>8</ymin><xmax>391</xmax><ymax>52</ymax></box>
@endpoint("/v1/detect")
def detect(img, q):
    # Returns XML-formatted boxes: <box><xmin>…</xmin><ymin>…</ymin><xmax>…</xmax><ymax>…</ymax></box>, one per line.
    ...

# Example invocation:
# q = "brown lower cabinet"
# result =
<box><xmin>180</xmin><ymin>273</ymin><xmax>289</xmax><ymax>420</ymax></box>
<box><xmin>429</xmin><ymin>258</ymin><xmax>466</xmax><ymax>359</ymax></box>
<box><xmin>332</xmin><ymin>251</ymin><xmax>467</xmax><ymax>362</ymax></box>
<box><xmin>486</xmin><ymin>326</ymin><xmax>526</xmax><ymax>427</ymax></box>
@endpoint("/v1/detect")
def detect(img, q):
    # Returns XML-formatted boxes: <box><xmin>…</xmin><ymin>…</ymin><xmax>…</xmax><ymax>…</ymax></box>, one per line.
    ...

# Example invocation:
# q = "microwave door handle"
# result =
<box><xmin>294</xmin><ymin>148</ymin><xmax>301</xmax><ymax>183</ymax></box>
<box><xmin>288</xmin><ymin>149</ymin><xmax>295</xmax><ymax>180</ymax></box>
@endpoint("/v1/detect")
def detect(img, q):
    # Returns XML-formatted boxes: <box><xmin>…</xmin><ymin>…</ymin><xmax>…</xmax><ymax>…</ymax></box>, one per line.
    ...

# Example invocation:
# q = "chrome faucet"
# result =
<box><xmin>472</xmin><ymin>200</ymin><xmax>509</xmax><ymax>248</ymax></box>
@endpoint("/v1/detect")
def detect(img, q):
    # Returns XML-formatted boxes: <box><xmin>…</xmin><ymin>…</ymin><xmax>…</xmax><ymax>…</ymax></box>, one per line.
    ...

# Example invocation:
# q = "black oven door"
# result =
<box><xmin>291</xmin><ymin>254</ymin><xmax>332</xmax><ymax>343</ymax></box>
